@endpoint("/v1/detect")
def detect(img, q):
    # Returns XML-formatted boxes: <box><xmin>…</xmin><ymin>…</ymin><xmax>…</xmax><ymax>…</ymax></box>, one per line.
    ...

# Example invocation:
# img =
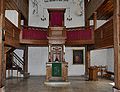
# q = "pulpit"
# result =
<box><xmin>89</xmin><ymin>66</ymin><xmax>98</xmax><ymax>81</ymax></box>
<box><xmin>46</xmin><ymin>9</ymin><xmax>68</xmax><ymax>82</ymax></box>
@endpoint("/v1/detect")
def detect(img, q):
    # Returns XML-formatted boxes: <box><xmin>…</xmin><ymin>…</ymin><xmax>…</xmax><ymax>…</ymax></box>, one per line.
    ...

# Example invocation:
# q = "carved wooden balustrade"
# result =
<box><xmin>20</xmin><ymin>26</ymin><xmax>94</xmax><ymax>46</ymax></box>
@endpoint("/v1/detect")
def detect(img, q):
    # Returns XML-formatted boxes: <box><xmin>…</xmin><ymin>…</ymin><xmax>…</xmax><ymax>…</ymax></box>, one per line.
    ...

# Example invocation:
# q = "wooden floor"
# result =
<box><xmin>5</xmin><ymin>76</ymin><xmax>113</xmax><ymax>92</ymax></box>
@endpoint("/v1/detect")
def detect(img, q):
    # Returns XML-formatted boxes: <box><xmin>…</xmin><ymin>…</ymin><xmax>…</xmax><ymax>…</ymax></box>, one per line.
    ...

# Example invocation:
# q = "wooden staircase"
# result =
<box><xmin>6</xmin><ymin>51</ymin><xmax>24</xmax><ymax>78</ymax></box>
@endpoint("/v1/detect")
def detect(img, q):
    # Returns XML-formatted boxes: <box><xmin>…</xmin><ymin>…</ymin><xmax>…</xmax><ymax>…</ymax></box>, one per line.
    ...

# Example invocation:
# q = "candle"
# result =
<box><xmin>63</xmin><ymin>45</ymin><xmax>65</xmax><ymax>53</ymax></box>
<box><xmin>49</xmin><ymin>45</ymin><xmax>50</xmax><ymax>52</ymax></box>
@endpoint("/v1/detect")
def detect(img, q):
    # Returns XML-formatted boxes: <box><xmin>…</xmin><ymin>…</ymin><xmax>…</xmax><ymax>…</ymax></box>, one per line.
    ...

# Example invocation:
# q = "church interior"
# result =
<box><xmin>0</xmin><ymin>0</ymin><xmax>120</xmax><ymax>92</ymax></box>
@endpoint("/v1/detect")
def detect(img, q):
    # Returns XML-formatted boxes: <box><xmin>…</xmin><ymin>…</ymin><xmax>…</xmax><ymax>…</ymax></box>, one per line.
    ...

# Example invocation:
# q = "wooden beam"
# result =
<box><xmin>113</xmin><ymin>0</ymin><xmax>120</xmax><ymax>90</ymax></box>
<box><xmin>23</xmin><ymin>0</ymin><xmax>29</xmax><ymax>26</ymax></box>
<box><xmin>93</xmin><ymin>12</ymin><xmax>97</xmax><ymax>30</ymax></box>
<box><xmin>85</xmin><ymin>46</ymin><xmax>90</xmax><ymax>75</ymax></box>
<box><xmin>0</xmin><ymin>0</ymin><xmax>6</xmax><ymax>88</ymax></box>
<box><xmin>84</xmin><ymin>0</ymin><xmax>88</xmax><ymax>8</ymax></box>
<box><xmin>23</xmin><ymin>45</ymin><xmax>29</xmax><ymax>78</ymax></box>
<box><xmin>3</xmin><ymin>47</ymin><xmax>7</xmax><ymax>82</ymax></box>
<box><xmin>84</xmin><ymin>0</ymin><xmax>90</xmax><ymax>28</ymax></box>
<box><xmin>18</xmin><ymin>13</ymin><xmax>21</xmax><ymax>29</ymax></box>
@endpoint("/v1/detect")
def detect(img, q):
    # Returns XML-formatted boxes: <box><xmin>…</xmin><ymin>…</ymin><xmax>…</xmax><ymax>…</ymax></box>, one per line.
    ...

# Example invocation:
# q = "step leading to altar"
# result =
<box><xmin>44</xmin><ymin>80</ymin><xmax>71</xmax><ymax>87</ymax></box>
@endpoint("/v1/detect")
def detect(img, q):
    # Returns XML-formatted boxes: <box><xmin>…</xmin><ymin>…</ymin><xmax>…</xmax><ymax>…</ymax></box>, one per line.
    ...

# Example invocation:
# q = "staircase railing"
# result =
<box><xmin>6</xmin><ymin>52</ymin><xmax>24</xmax><ymax>78</ymax></box>
<box><xmin>13</xmin><ymin>52</ymin><xmax>24</xmax><ymax>66</ymax></box>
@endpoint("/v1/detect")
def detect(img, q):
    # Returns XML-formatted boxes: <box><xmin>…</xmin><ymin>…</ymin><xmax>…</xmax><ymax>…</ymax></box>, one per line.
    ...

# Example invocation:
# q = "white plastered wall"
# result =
<box><xmin>28</xmin><ymin>47</ymin><xmax>85</xmax><ymax>76</ymax></box>
<box><xmin>5</xmin><ymin>10</ymin><xmax>18</xmax><ymax>27</ymax></box>
<box><xmin>29</xmin><ymin>0</ymin><xmax>85</xmax><ymax>28</ymax></box>
<box><xmin>90</xmin><ymin>48</ymin><xmax>114</xmax><ymax>72</ymax></box>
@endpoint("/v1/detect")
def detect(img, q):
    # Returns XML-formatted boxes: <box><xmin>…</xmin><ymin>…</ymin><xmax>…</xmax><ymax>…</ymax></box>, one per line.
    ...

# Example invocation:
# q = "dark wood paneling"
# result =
<box><xmin>86</xmin><ymin>0</ymin><xmax>113</xmax><ymax>20</ymax></box>
<box><xmin>86</xmin><ymin>0</ymin><xmax>105</xmax><ymax>19</ymax></box>
<box><xmin>6</xmin><ymin>0</ymin><xmax>19</xmax><ymax>11</ymax></box>
<box><xmin>6</xmin><ymin>0</ymin><xmax>28</xmax><ymax>19</ymax></box>
<box><xmin>4</xmin><ymin>18</ymin><xmax>20</xmax><ymax>47</ymax></box>
<box><xmin>94</xmin><ymin>19</ymin><xmax>114</xmax><ymax>49</ymax></box>
<box><xmin>96</xmin><ymin>0</ymin><xmax>113</xmax><ymax>19</ymax></box>
<box><xmin>0</xmin><ymin>0</ymin><xmax>6</xmax><ymax>88</ymax></box>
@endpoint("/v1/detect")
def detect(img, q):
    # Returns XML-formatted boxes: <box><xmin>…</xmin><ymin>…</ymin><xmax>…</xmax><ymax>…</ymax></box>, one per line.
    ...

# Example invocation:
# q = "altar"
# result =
<box><xmin>45</xmin><ymin>9</ymin><xmax>68</xmax><ymax>82</ymax></box>
<box><xmin>46</xmin><ymin>62</ymin><xmax>68</xmax><ymax>81</ymax></box>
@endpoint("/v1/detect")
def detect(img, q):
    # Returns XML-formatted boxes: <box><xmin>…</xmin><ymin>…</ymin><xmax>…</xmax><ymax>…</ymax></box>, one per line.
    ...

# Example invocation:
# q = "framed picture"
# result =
<box><xmin>73</xmin><ymin>49</ymin><xmax>84</xmax><ymax>64</ymax></box>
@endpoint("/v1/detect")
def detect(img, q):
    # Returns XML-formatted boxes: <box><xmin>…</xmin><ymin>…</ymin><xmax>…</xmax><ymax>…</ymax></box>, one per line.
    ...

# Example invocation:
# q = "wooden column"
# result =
<box><xmin>3</xmin><ymin>48</ymin><xmax>7</xmax><ymax>83</ymax></box>
<box><xmin>24</xmin><ymin>18</ymin><xmax>28</xmax><ymax>26</ymax></box>
<box><xmin>84</xmin><ymin>0</ymin><xmax>90</xmax><ymax>28</ymax></box>
<box><xmin>18</xmin><ymin>13</ymin><xmax>21</xmax><ymax>29</ymax></box>
<box><xmin>85</xmin><ymin>46</ymin><xmax>90</xmax><ymax>76</ymax></box>
<box><xmin>23</xmin><ymin>45</ymin><xmax>29</xmax><ymax>78</ymax></box>
<box><xmin>0</xmin><ymin>0</ymin><xmax>6</xmax><ymax>89</ymax></box>
<box><xmin>113</xmin><ymin>0</ymin><xmax>120</xmax><ymax>91</ymax></box>
<box><xmin>93</xmin><ymin>12</ymin><xmax>97</xmax><ymax>30</ymax></box>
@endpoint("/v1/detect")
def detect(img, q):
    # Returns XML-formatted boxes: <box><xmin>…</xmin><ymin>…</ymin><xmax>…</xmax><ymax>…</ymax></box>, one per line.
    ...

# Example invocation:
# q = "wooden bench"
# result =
<box><xmin>97</xmin><ymin>65</ymin><xmax>107</xmax><ymax>77</ymax></box>
<box><xmin>103</xmin><ymin>71</ymin><xmax>114</xmax><ymax>78</ymax></box>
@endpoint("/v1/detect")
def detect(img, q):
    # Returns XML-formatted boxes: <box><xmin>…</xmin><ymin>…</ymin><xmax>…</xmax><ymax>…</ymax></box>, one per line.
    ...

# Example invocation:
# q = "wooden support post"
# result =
<box><xmin>17</xmin><ymin>69</ymin><xmax>18</xmax><ymax>79</ymax></box>
<box><xmin>23</xmin><ymin>45</ymin><xmax>29</xmax><ymax>78</ymax></box>
<box><xmin>3</xmin><ymin>48</ymin><xmax>6</xmax><ymax>82</ymax></box>
<box><xmin>18</xmin><ymin>13</ymin><xmax>21</xmax><ymax>29</ymax></box>
<box><xmin>0</xmin><ymin>0</ymin><xmax>6</xmax><ymax>90</ymax></box>
<box><xmin>93</xmin><ymin>12</ymin><xmax>97</xmax><ymax>30</ymax></box>
<box><xmin>85</xmin><ymin>46</ymin><xmax>90</xmax><ymax>76</ymax></box>
<box><xmin>8</xmin><ymin>70</ymin><xmax>10</xmax><ymax>78</ymax></box>
<box><xmin>24</xmin><ymin>0</ymin><xmax>29</xmax><ymax>26</ymax></box>
<box><xmin>113</xmin><ymin>0</ymin><xmax>120</xmax><ymax>91</ymax></box>
<box><xmin>84</xmin><ymin>0</ymin><xmax>90</xmax><ymax>28</ymax></box>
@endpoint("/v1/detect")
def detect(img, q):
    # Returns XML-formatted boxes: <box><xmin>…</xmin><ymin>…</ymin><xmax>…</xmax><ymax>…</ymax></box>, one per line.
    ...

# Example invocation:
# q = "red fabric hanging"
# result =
<box><xmin>50</xmin><ymin>11</ymin><xmax>63</xmax><ymax>26</ymax></box>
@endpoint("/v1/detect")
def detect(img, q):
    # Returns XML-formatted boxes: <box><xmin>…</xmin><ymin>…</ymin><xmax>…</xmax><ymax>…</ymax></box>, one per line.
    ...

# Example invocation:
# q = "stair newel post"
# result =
<box><xmin>17</xmin><ymin>57</ymin><xmax>19</xmax><ymax>79</ymax></box>
<box><xmin>11</xmin><ymin>52</ymin><xmax>13</xmax><ymax>78</ymax></box>
<box><xmin>7</xmin><ymin>52</ymin><xmax>10</xmax><ymax>78</ymax></box>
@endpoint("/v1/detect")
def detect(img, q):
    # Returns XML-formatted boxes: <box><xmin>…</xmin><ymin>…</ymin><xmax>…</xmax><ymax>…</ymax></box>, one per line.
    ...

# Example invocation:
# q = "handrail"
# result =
<box><xmin>13</xmin><ymin>52</ymin><xmax>24</xmax><ymax>65</ymax></box>
<box><xmin>7</xmin><ymin>56</ymin><xmax>18</xmax><ymax>68</ymax></box>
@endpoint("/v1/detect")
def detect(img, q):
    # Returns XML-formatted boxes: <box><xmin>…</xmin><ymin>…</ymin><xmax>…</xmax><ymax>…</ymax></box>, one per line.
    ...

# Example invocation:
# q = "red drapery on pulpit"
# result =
<box><xmin>50</xmin><ymin>12</ymin><xmax>63</xmax><ymax>26</ymax></box>
<box><xmin>48</xmin><ymin>9</ymin><xmax>65</xmax><ymax>27</ymax></box>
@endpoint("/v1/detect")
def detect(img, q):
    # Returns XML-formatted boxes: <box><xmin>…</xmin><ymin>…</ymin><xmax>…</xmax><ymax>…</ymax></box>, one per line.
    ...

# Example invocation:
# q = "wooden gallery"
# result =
<box><xmin>0</xmin><ymin>0</ymin><xmax>120</xmax><ymax>92</ymax></box>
